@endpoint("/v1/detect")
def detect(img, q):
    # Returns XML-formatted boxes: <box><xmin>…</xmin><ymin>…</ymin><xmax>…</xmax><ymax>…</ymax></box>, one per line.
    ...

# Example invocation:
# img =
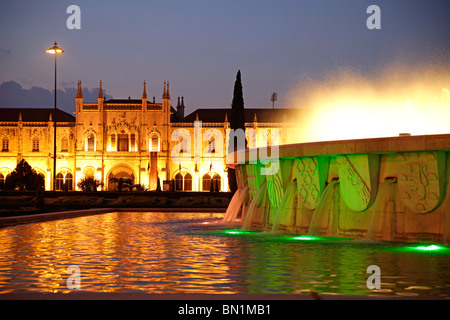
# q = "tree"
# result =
<box><xmin>228</xmin><ymin>70</ymin><xmax>246</xmax><ymax>193</ymax></box>
<box><xmin>77</xmin><ymin>177</ymin><xmax>102</xmax><ymax>192</ymax></box>
<box><xmin>5</xmin><ymin>159</ymin><xmax>44</xmax><ymax>191</ymax></box>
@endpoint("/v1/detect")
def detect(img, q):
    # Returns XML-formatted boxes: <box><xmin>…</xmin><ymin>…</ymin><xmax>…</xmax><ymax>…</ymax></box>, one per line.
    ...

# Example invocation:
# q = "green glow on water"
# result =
<box><xmin>219</xmin><ymin>230</ymin><xmax>351</xmax><ymax>243</ymax></box>
<box><xmin>222</xmin><ymin>229</ymin><xmax>258</xmax><ymax>235</ymax></box>
<box><xmin>284</xmin><ymin>235</ymin><xmax>351</xmax><ymax>242</ymax></box>
<box><xmin>291</xmin><ymin>236</ymin><xmax>321</xmax><ymax>241</ymax></box>
<box><xmin>382</xmin><ymin>243</ymin><xmax>450</xmax><ymax>255</ymax></box>
<box><xmin>411</xmin><ymin>244</ymin><xmax>447</xmax><ymax>252</ymax></box>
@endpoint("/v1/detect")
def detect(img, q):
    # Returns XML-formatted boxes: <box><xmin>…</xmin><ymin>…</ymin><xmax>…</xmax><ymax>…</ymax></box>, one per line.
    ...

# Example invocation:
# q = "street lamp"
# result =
<box><xmin>46</xmin><ymin>42</ymin><xmax>64</xmax><ymax>191</ymax></box>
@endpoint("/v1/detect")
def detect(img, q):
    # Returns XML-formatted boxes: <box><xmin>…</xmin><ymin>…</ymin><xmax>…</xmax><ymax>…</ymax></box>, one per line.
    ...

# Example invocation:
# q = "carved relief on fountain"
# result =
<box><xmin>396</xmin><ymin>151</ymin><xmax>446</xmax><ymax>213</ymax></box>
<box><xmin>266</xmin><ymin>159</ymin><xmax>292</xmax><ymax>208</ymax></box>
<box><xmin>293</xmin><ymin>156</ymin><xmax>329</xmax><ymax>210</ymax></box>
<box><xmin>266</xmin><ymin>167</ymin><xmax>284</xmax><ymax>207</ymax></box>
<box><xmin>246</xmin><ymin>163</ymin><xmax>265</xmax><ymax>202</ymax></box>
<box><xmin>336</xmin><ymin>154</ymin><xmax>380</xmax><ymax>212</ymax></box>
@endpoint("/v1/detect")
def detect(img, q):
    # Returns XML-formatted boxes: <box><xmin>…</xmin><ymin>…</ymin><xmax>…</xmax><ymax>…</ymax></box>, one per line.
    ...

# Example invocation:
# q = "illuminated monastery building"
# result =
<box><xmin>0</xmin><ymin>81</ymin><xmax>299</xmax><ymax>191</ymax></box>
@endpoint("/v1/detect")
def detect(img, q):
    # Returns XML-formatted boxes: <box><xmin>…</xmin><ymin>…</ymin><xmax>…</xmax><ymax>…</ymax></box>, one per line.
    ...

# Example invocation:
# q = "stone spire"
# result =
<box><xmin>163</xmin><ymin>81</ymin><xmax>167</xmax><ymax>99</ymax></box>
<box><xmin>98</xmin><ymin>80</ymin><xmax>103</xmax><ymax>99</ymax></box>
<box><xmin>142</xmin><ymin>81</ymin><xmax>147</xmax><ymax>99</ymax></box>
<box><xmin>76</xmin><ymin>81</ymin><xmax>83</xmax><ymax>98</ymax></box>
<box><xmin>166</xmin><ymin>81</ymin><xmax>171</xmax><ymax>99</ymax></box>
<box><xmin>177</xmin><ymin>96</ymin><xmax>185</xmax><ymax>118</ymax></box>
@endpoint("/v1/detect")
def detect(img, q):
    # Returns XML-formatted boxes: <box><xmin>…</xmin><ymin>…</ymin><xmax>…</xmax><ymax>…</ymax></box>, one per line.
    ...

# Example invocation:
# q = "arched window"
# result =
<box><xmin>2</xmin><ymin>138</ymin><xmax>9</xmax><ymax>152</ymax></box>
<box><xmin>184</xmin><ymin>173</ymin><xmax>192</xmax><ymax>191</ymax></box>
<box><xmin>118</xmin><ymin>134</ymin><xmax>128</xmax><ymax>151</ymax></box>
<box><xmin>56</xmin><ymin>173</ymin><xmax>64</xmax><ymax>191</ymax></box>
<box><xmin>209</xmin><ymin>137</ymin><xmax>215</xmax><ymax>155</ymax></box>
<box><xmin>174</xmin><ymin>172</ymin><xmax>192</xmax><ymax>191</ymax></box>
<box><xmin>1</xmin><ymin>173</ymin><xmax>11</xmax><ymax>190</ymax></box>
<box><xmin>110</xmin><ymin>134</ymin><xmax>116</xmax><ymax>151</ymax></box>
<box><xmin>32</xmin><ymin>138</ymin><xmax>39</xmax><ymax>152</ymax></box>
<box><xmin>65</xmin><ymin>173</ymin><xmax>73</xmax><ymax>191</ymax></box>
<box><xmin>87</xmin><ymin>134</ymin><xmax>95</xmax><ymax>151</ymax></box>
<box><xmin>61</xmin><ymin>136</ymin><xmax>68</xmax><ymax>152</ymax></box>
<box><xmin>202</xmin><ymin>174</ymin><xmax>211</xmax><ymax>191</ymax></box>
<box><xmin>56</xmin><ymin>172</ymin><xmax>73</xmax><ymax>191</ymax></box>
<box><xmin>202</xmin><ymin>173</ymin><xmax>221</xmax><ymax>192</ymax></box>
<box><xmin>174</xmin><ymin>173</ymin><xmax>183</xmax><ymax>191</ymax></box>
<box><xmin>213</xmin><ymin>174</ymin><xmax>221</xmax><ymax>192</ymax></box>
<box><xmin>130</xmin><ymin>134</ymin><xmax>136</xmax><ymax>151</ymax></box>
<box><xmin>151</xmin><ymin>135</ymin><xmax>160</xmax><ymax>152</ymax></box>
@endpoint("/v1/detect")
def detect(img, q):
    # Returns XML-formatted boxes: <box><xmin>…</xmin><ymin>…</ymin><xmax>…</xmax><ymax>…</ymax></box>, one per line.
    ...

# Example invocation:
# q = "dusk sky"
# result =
<box><xmin>1</xmin><ymin>0</ymin><xmax>449</xmax><ymax>116</ymax></box>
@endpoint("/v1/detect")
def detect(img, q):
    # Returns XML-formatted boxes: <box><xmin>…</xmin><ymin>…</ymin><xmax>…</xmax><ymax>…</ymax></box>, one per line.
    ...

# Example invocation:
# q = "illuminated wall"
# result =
<box><xmin>0</xmin><ymin>82</ymin><xmax>296</xmax><ymax>192</ymax></box>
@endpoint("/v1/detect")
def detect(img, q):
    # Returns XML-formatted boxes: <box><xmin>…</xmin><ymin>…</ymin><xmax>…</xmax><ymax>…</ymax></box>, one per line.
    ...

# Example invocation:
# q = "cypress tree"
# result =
<box><xmin>229</xmin><ymin>70</ymin><xmax>245</xmax><ymax>135</ymax></box>
<box><xmin>228</xmin><ymin>70</ymin><xmax>246</xmax><ymax>193</ymax></box>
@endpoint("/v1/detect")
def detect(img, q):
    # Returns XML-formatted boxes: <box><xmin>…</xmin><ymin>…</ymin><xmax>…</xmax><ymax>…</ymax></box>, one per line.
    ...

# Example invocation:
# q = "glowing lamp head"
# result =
<box><xmin>46</xmin><ymin>42</ymin><xmax>64</xmax><ymax>54</ymax></box>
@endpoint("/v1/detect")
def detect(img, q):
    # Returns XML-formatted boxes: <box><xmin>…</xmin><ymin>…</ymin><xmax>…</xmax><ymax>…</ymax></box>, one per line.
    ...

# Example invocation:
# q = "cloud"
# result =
<box><xmin>0</xmin><ymin>81</ymin><xmax>112</xmax><ymax>114</ymax></box>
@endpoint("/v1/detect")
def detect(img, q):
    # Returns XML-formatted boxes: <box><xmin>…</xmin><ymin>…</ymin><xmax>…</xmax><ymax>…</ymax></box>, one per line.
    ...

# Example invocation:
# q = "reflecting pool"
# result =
<box><xmin>0</xmin><ymin>212</ymin><xmax>449</xmax><ymax>297</ymax></box>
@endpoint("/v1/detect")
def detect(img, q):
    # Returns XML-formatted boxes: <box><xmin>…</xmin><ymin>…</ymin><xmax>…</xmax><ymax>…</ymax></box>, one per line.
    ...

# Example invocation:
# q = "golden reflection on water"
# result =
<box><xmin>0</xmin><ymin>212</ymin><xmax>241</xmax><ymax>294</ymax></box>
<box><xmin>0</xmin><ymin>211</ymin><xmax>449</xmax><ymax>297</ymax></box>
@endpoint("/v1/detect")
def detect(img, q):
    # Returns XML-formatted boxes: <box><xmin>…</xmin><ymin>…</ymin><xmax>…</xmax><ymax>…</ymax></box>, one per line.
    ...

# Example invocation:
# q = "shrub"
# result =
<box><xmin>77</xmin><ymin>177</ymin><xmax>103</xmax><ymax>192</ymax></box>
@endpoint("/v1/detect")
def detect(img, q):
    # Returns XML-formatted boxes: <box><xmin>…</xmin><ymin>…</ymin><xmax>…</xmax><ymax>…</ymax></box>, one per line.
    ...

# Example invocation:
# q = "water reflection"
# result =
<box><xmin>0</xmin><ymin>212</ymin><xmax>449</xmax><ymax>297</ymax></box>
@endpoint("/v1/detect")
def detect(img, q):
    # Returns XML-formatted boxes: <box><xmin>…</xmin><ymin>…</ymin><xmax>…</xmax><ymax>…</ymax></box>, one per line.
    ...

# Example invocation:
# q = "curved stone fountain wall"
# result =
<box><xmin>229</xmin><ymin>134</ymin><xmax>450</xmax><ymax>243</ymax></box>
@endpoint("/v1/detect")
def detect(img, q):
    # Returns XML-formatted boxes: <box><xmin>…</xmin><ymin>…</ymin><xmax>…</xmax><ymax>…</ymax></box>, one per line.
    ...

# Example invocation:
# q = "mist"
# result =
<box><xmin>285</xmin><ymin>61</ymin><xmax>450</xmax><ymax>143</ymax></box>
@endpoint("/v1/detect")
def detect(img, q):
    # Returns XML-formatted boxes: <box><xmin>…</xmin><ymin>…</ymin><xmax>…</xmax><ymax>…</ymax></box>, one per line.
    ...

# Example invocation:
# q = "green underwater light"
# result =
<box><xmin>384</xmin><ymin>243</ymin><xmax>450</xmax><ymax>255</ymax></box>
<box><xmin>291</xmin><ymin>236</ymin><xmax>321</xmax><ymax>241</ymax></box>
<box><xmin>225</xmin><ymin>230</ymin><xmax>244</xmax><ymax>235</ymax></box>
<box><xmin>412</xmin><ymin>244</ymin><xmax>446</xmax><ymax>252</ymax></box>
<box><xmin>222</xmin><ymin>229</ymin><xmax>257</xmax><ymax>235</ymax></box>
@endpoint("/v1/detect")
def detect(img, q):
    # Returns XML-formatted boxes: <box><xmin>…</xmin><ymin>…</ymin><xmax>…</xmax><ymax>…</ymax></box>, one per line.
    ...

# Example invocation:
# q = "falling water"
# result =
<box><xmin>242</xmin><ymin>180</ymin><xmax>267</xmax><ymax>230</ymax></box>
<box><xmin>223</xmin><ymin>186</ymin><xmax>249</xmax><ymax>222</ymax></box>
<box><xmin>271</xmin><ymin>181</ymin><xmax>297</xmax><ymax>233</ymax></box>
<box><xmin>308</xmin><ymin>180</ymin><xmax>339</xmax><ymax>236</ymax></box>
<box><xmin>366</xmin><ymin>179</ymin><xmax>396</xmax><ymax>241</ymax></box>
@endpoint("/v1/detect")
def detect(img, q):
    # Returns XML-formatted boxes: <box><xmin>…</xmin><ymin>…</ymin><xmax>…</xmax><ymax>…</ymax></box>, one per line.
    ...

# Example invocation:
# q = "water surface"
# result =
<box><xmin>0</xmin><ymin>211</ymin><xmax>449</xmax><ymax>297</ymax></box>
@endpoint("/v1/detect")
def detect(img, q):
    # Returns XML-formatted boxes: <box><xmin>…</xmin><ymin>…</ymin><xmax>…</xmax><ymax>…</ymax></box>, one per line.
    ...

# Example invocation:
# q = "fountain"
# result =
<box><xmin>307</xmin><ymin>180</ymin><xmax>339</xmax><ymax>237</ymax></box>
<box><xmin>271</xmin><ymin>181</ymin><xmax>297</xmax><ymax>233</ymax></box>
<box><xmin>242</xmin><ymin>180</ymin><xmax>267</xmax><ymax>230</ymax></box>
<box><xmin>366</xmin><ymin>178</ymin><xmax>397</xmax><ymax>241</ymax></box>
<box><xmin>227</xmin><ymin>134</ymin><xmax>450</xmax><ymax>243</ymax></box>
<box><xmin>223</xmin><ymin>185</ymin><xmax>248</xmax><ymax>222</ymax></box>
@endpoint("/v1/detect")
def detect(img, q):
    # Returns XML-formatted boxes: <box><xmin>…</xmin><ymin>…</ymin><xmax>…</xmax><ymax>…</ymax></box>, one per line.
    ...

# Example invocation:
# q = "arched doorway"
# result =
<box><xmin>107</xmin><ymin>165</ymin><xmax>136</xmax><ymax>191</ymax></box>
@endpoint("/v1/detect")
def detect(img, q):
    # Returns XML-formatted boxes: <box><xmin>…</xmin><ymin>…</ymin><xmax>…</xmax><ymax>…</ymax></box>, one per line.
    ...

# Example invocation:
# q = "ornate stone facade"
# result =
<box><xmin>0</xmin><ymin>81</ymin><xmax>300</xmax><ymax>191</ymax></box>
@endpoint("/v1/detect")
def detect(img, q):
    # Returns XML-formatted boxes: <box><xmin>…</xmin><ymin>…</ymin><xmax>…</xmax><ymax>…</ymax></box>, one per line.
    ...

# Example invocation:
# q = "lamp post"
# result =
<box><xmin>46</xmin><ymin>42</ymin><xmax>64</xmax><ymax>191</ymax></box>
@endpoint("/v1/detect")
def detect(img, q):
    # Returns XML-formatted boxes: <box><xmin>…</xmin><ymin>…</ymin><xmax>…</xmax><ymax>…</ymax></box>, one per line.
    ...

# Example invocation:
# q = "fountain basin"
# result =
<box><xmin>227</xmin><ymin>134</ymin><xmax>450</xmax><ymax>243</ymax></box>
